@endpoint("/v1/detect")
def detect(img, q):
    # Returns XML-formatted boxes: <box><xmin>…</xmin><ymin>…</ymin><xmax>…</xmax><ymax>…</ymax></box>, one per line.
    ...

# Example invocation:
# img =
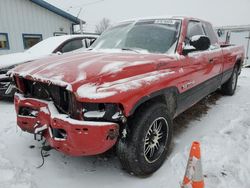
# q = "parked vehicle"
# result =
<box><xmin>10</xmin><ymin>16</ymin><xmax>244</xmax><ymax>176</ymax></box>
<box><xmin>0</xmin><ymin>34</ymin><xmax>97</xmax><ymax>98</ymax></box>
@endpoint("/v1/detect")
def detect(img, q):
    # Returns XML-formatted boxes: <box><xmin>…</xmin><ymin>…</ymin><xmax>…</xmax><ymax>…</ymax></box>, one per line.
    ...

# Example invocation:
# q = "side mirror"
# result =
<box><xmin>190</xmin><ymin>35</ymin><xmax>211</xmax><ymax>51</ymax></box>
<box><xmin>183</xmin><ymin>35</ymin><xmax>211</xmax><ymax>55</ymax></box>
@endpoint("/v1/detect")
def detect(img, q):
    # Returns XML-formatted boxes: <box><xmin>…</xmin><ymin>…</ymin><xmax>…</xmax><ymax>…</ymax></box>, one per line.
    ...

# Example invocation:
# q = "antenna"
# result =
<box><xmin>67</xmin><ymin>0</ymin><xmax>105</xmax><ymax>34</ymax></box>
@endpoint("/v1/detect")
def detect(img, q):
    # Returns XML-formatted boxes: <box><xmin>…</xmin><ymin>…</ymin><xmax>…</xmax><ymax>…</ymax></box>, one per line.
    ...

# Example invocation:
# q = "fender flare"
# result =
<box><xmin>128</xmin><ymin>86</ymin><xmax>179</xmax><ymax>117</ymax></box>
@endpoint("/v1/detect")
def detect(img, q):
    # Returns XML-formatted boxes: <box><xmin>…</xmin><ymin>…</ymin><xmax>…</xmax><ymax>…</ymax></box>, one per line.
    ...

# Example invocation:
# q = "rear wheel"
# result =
<box><xmin>116</xmin><ymin>103</ymin><xmax>173</xmax><ymax>176</ymax></box>
<box><xmin>221</xmin><ymin>66</ymin><xmax>239</xmax><ymax>96</ymax></box>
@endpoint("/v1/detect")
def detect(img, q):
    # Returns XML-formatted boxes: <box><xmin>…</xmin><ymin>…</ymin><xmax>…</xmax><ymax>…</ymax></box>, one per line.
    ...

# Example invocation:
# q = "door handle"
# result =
<box><xmin>209</xmin><ymin>58</ymin><xmax>214</xmax><ymax>63</ymax></box>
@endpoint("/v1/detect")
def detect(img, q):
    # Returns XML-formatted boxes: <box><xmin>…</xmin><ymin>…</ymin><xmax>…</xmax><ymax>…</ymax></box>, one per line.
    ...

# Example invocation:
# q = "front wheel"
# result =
<box><xmin>221</xmin><ymin>66</ymin><xmax>239</xmax><ymax>96</ymax></box>
<box><xmin>116</xmin><ymin>103</ymin><xmax>173</xmax><ymax>176</ymax></box>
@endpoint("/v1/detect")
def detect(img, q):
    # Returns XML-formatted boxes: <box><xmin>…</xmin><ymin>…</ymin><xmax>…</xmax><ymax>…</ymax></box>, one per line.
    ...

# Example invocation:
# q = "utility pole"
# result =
<box><xmin>67</xmin><ymin>0</ymin><xmax>105</xmax><ymax>34</ymax></box>
<box><xmin>79</xmin><ymin>20</ymin><xmax>83</xmax><ymax>34</ymax></box>
<box><xmin>77</xmin><ymin>8</ymin><xmax>84</xmax><ymax>34</ymax></box>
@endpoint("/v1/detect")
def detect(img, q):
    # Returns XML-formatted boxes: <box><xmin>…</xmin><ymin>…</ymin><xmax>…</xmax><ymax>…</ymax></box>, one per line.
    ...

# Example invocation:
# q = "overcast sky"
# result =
<box><xmin>46</xmin><ymin>0</ymin><xmax>250</xmax><ymax>32</ymax></box>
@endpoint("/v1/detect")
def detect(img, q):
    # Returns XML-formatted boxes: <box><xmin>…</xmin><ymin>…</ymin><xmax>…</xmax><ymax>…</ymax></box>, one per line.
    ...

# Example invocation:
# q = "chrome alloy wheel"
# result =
<box><xmin>143</xmin><ymin>117</ymin><xmax>169</xmax><ymax>163</ymax></box>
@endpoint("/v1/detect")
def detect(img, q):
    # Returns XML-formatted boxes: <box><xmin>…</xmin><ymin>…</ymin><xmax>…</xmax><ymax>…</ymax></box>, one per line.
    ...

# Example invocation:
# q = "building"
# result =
<box><xmin>0</xmin><ymin>0</ymin><xmax>85</xmax><ymax>55</ymax></box>
<box><xmin>215</xmin><ymin>25</ymin><xmax>250</xmax><ymax>66</ymax></box>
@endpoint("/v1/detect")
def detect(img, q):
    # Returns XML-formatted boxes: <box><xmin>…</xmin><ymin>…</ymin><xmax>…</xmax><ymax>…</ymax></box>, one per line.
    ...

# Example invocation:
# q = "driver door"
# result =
<box><xmin>177</xmin><ymin>20</ymin><xmax>213</xmax><ymax>114</ymax></box>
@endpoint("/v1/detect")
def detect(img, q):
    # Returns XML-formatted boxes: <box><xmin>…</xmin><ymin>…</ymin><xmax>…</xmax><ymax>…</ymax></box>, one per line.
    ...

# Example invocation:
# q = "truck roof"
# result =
<box><xmin>120</xmin><ymin>15</ymin><xmax>207</xmax><ymax>23</ymax></box>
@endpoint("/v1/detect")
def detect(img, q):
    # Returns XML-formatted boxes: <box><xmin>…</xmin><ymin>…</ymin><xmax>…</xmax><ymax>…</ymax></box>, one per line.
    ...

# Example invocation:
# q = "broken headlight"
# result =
<box><xmin>82</xmin><ymin>103</ymin><xmax>126</xmax><ymax>123</ymax></box>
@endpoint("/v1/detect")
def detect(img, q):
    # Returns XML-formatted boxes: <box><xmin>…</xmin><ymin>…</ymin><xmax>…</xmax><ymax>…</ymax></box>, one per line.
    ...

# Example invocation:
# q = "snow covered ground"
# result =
<box><xmin>0</xmin><ymin>68</ymin><xmax>250</xmax><ymax>188</ymax></box>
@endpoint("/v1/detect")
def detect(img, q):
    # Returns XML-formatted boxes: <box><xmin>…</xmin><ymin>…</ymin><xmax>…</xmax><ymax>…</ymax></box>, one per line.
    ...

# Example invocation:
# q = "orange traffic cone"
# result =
<box><xmin>181</xmin><ymin>141</ymin><xmax>204</xmax><ymax>188</ymax></box>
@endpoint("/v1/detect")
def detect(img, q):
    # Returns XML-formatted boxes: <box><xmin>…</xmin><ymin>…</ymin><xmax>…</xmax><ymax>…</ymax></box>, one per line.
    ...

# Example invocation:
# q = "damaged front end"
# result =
<box><xmin>14</xmin><ymin>76</ymin><xmax>123</xmax><ymax>156</ymax></box>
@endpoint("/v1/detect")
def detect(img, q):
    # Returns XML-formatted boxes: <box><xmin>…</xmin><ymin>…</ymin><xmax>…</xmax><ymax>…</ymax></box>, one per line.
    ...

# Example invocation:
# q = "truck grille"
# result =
<box><xmin>23</xmin><ymin>79</ymin><xmax>70</xmax><ymax>115</ymax></box>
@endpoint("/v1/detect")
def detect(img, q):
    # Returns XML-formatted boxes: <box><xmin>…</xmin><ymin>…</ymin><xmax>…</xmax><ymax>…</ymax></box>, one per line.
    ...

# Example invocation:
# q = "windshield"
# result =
<box><xmin>91</xmin><ymin>19</ymin><xmax>181</xmax><ymax>54</ymax></box>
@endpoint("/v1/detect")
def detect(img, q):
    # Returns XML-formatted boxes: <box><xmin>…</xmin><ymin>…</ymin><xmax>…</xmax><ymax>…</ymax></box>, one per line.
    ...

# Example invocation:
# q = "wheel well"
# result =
<box><xmin>235</xmin><ymin>59</ymin><xmax>242</xmax><ymax>70</ymax></box>
<box><xmin>235</xmin><ymin>59</ymin><xmax>243</xmax><ymax>75</ymax></box>
<box><xmin>129</xmin><ymin>91</ymin><xmax>178</xmax><ymax>119</ymax></box>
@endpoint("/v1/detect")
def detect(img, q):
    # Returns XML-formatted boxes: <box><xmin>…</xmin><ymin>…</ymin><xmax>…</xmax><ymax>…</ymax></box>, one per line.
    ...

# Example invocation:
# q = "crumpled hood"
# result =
<box><xmin>11</xmin><ymin>51</ymin><xmax>177</xmax><ymax>96</ymax></box>
<box><xmin>0</xmin><ymin>52</ymin><xmax>49</xmax><ymax>69</ymax></box>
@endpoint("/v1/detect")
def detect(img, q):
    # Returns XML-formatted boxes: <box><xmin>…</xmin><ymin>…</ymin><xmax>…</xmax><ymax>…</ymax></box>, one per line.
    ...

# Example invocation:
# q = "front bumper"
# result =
<box><xmin>14</xmin><ymin>93</ymin><xmax>119</xmax><ymax>156</ymax></box>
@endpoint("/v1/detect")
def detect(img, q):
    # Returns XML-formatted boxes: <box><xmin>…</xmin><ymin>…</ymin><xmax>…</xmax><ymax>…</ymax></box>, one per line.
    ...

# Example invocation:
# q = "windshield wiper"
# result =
<box><xmin>121</xmin><ymin>48</ymin><xmax>140</xmax><ymax>53</ymax></box>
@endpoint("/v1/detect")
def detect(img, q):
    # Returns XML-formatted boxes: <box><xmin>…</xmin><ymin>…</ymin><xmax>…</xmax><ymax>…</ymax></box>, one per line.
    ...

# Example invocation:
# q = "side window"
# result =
<box><xmin>203</xmin><ymin>23</ymin><xmax>218</xmax><ymax>45</ymax></box>
<box><xmin>186</xmin><ymin>21</ymin><xmax>205</xmax><ymax>40</ymax></box>
<box><xmin>61</xmin><ymin>39</ymin><xmax>83</xmax><ymax>53</ymax></box>
<box><xmin>23</xmin><ymin>34</ymin><xmax>42</xmax><ymax>49</ymax></box>
<box><xmin>0</xmin><ymin>33</ymin><xmax>10</xmax><ymax>50</ymax></box>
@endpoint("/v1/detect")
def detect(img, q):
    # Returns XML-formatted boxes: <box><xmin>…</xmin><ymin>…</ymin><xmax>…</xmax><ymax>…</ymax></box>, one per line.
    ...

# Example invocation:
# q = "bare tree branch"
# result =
<box><xmin>95</xmin><ymin>18</ymin><xmax>111</xmax><ymax>34</ymax></box>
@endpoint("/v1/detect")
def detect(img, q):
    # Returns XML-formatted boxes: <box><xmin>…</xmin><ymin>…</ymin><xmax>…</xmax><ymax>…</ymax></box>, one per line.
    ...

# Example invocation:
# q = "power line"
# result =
<box><xmin>66</xmin><ymin>0</ymin><xmax>105</xmax><ymax>11</ymax></box>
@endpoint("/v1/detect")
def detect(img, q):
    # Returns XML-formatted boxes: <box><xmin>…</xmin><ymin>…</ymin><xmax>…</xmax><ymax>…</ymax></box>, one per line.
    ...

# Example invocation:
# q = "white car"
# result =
<box><xmin>0</xmin><ymin>34</ymin><xmax>98</xmax><ymax>97</ymax></box>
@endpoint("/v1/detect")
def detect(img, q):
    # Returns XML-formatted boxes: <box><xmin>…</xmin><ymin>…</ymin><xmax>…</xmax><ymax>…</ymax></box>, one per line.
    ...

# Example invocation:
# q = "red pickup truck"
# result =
<box><xmin>10</xmin><ymin>16</ymin><xmax>244</xmax><ymax>176</ymax></box>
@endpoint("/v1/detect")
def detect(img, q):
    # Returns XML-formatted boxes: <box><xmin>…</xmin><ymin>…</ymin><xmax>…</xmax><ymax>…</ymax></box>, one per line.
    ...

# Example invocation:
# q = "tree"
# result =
<box><xmin>95</xmin><ymin>18</ymin><xmax>111</xmax><ymax>34</ymax></box>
